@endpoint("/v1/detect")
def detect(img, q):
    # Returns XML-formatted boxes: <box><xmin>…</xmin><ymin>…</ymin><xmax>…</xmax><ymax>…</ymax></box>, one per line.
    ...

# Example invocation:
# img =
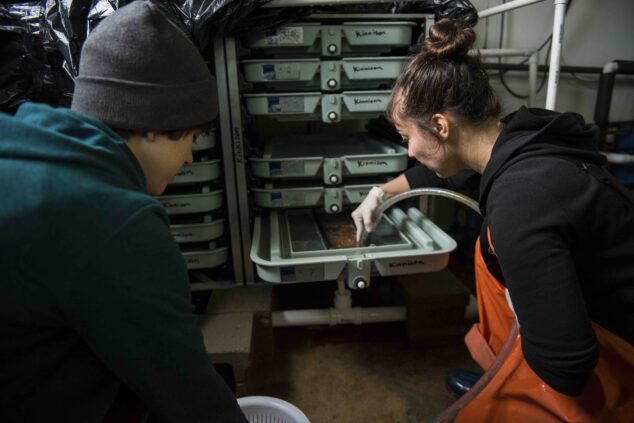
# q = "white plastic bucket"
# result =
<box><xmin>237</xmin><ymin>396</ymin><xmax>310</xmax><ymax>423</ymax></box>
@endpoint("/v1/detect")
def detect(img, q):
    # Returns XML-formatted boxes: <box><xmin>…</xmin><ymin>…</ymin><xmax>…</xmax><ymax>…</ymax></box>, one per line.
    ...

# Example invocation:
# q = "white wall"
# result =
<box><xmin>469</xmin><ymin>0</ymin><xmax>634</xmax><ymax>122</ymax></box>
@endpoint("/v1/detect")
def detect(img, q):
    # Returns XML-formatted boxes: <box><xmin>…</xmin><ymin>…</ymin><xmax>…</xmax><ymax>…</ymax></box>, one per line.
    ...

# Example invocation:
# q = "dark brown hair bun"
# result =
<box><xmin>422</xmin><ymin>18</ymin><xmax>476</xmax><ymax>60</ymax></box>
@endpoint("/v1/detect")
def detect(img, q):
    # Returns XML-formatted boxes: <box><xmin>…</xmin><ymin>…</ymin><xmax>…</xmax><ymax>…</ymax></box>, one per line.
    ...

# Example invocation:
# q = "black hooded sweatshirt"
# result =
<box><xmin>405</xmin><ymin>107</ymin><xmax>634</xmax><ymax>396</ymax></box>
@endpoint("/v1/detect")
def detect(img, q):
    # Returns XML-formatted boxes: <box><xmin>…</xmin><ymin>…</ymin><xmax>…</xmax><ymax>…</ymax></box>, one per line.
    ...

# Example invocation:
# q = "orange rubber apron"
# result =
<box><xmin>456</xmin><ymin>233</ymin><xmax>634</xmax><ymax>423</ymax></box>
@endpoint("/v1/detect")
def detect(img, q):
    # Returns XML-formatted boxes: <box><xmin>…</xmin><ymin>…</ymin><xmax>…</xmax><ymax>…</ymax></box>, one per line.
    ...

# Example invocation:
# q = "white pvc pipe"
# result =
<box><xmin>528</xmin><ymin>51</ymin><xmax>538</xmax><ymax>107</ymax></box>
<box><xmin>473</xmin><ymin>48</ymin><xmax>535</xmax><ymax>57</ymax></box>
<box><xmin>359</xmin><ymin>307</ymin><xmax>407</xmax><ymax>323</ymax></box>
<box><xmin>271</xmin><ymin>306</ymin><xmax>406</xmax><ymax>327</ymax></box>
<box><xmin>545</xmin><ymin>0</ymin><xmax>568</xmax><ymax>110</ymax></box>
<box><xmin>478</xmin><ymin>0</ymin><xmax>546</xmax><ymax>18</ymax></box>
<box><xmin>470</xmin><ymin>48</ymin><xmax>538</xmax><ymax>107</ymax></box>
<box><xmin>272</xmin><ymin>309</ymin><xmax>334</xmax><ymax>327</ymax></box>
<box><xmin>603</xmin><ymin>62</ymin><xmax>619</xmax><ymax>74</ymax></box>
<box><xmin>602</xmin><ymin>152</ymin><xmax>634</xmax><ymax>164</ymax></box>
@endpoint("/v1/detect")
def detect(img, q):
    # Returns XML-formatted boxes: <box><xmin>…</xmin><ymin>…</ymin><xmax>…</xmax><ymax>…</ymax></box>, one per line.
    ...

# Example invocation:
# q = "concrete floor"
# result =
<box><xmin>248</xmin><ymin>322</ymin><xmax>480</xmax><ymax>423</ymax></box>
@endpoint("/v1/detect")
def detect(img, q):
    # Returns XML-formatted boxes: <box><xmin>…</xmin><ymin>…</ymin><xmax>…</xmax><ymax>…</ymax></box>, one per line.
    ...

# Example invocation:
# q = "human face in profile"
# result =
<box><xmin>126</xmin><ymin>129</ymin><xmax>202</xmax><ymax>195</ymax></box>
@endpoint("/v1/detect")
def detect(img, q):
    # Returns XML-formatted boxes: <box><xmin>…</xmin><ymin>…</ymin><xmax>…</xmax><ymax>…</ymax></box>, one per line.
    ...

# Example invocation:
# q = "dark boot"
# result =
<box><xmin>445</xmin><ymin>369</ymin><xmax>482</xmax><ymax>398</ymax></box>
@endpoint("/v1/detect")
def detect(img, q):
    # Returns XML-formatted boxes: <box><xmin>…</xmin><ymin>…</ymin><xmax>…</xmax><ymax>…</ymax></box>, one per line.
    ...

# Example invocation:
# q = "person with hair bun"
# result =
<box><xmin>353</xmin><ymin>18</ymin><xmax>634</xmax><ymax>421</ymax></box>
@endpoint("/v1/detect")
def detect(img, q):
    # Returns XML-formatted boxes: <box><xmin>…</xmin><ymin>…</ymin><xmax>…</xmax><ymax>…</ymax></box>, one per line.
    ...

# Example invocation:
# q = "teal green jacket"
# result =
<box><xmin>0</xmin><ymin>103</ymin><xmax>246</xmax><ymax>422</ymax></box>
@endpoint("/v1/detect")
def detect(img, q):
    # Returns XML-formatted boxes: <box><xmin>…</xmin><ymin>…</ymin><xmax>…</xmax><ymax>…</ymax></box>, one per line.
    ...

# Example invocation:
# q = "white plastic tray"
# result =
<box><xmin>252</xmin><ymin>181</ymin><xmax>377</xmax><ymax>213</ymax></box>
<box><xmin>193</xmin><ymin>129</ymin><xmax>216</xmax><ymax>152</ymax></box>
<box><xmin>250</xmin><ymin>207</ymin><xmax>457</xmax><ymax>283</ymax></box>
<box><xmin>158</xmin><ymin>189</ymin><xmax>223</xmax><ymax>215</ymax></box>
<box><xmin>243</xmin><ymin>22</ymin><xmax>416</xmax><ymax>56</ymax></box>
<box><xmin>244</xmin><ymin>90</ymin><xmax>391</xmax><ymax>122</ymax></box>
<box><xmin>241</xmin><ymin>57</ymin><xmax>408</xmax><ymax>91</ymax></box>
<box><xmin>249</xmin><ymin>133</ymin><xmax>407</xmax><ymax>184</ymax></box>
<box><xmin>172</xmin><ymin>159</ymin><xmax>222</xmax><ymax>184</ymax></box>
<box><xmin>183</xmin><ymin>246</ymin><xmax>229</xmax><ymax>270</ymax></box>
<box><xmin>170</xmin><ymin>219</ymin><xmax>225</xmax><ymax>243</ymax></box>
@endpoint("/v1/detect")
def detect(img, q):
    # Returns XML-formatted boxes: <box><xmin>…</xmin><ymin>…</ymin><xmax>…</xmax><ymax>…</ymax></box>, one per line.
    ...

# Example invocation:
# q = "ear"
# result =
<box><xmin>430</xmin><ymin>113</ymin><xmax>451</xmax><ymax>141</ymax></box>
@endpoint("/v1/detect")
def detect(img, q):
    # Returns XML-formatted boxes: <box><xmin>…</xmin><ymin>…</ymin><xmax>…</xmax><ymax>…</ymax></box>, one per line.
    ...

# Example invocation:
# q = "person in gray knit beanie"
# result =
<box><xmin>0</xmin><ymin>1</ymin><xmax>249</xmax><ymax>421</ymax></box>
<box><xmin>71</xmin><ymin>0</ymin><xmax>217</xmax><ymax>131</ymax></box>
<box><xmin>70</xmin><ymin>0</ymin><xmax>221</xmax><ymax>196</ymax></box>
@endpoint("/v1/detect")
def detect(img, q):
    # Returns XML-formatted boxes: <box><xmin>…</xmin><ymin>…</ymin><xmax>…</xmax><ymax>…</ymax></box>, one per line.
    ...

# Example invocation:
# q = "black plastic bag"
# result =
<box><xmin>1</xmin><ymin>0</ymin><xmax>477</xmax><ymax>112</ymax></box>
<box><xmin>434</xmin><ymin>0</ymin><xmax>478</xmax><ymax>27</ymax></box>
<box><xmin>0</xmin><ymin>1</ymin><xmax>67</xmax><ymax>112</ymax></box>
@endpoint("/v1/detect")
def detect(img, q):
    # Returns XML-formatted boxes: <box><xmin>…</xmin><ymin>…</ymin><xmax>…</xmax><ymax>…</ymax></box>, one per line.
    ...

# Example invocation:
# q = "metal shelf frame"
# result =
<box><xmin>211</xmin><ymin>36</ymin><xmax>246</xmax><ymax>286</ymax></box>
<box><xmin>224</xmin><ymin>35</ymin><xmax>258</xmax><ymax>284</ymax></box>
<box><xmin>223</xmin><ymin>12</ymin><xmax>433</xmax><ymax>285</ymax></box>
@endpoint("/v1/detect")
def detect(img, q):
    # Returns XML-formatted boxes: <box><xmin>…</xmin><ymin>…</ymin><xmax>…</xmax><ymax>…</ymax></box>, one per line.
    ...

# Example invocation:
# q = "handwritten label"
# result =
<box><xmin>354</xmin><ymin>29</ymin><xmax>387</xmax><ymax>38</ymax></box>
<box><xmin>356</xmin><ymin>159</ymin><xmax>388</xmax><ymax>167</ymax></box>
<box><xmin>352</xmin><ymin>65</ymin><xmax>384</xmax><ymax>73</ymax></box>
<box><xmin>172</xmin><ymin>231</ymin><xmax>194</xmax><ymax>238</ymax></box>
<box><xmin>353</xmin><ymin>98</ymin><xmax>383</xmax><ymax>105</ymax></box>
<box><xmin>163</xmin><ymin>202</ymin><xmax>191</xmax><ymax>209</ymax></box>
<box><xmin>233</xmin><ymin>126</ymin><xmax>243</xmax><ymax>163</ymax></box>
<box><xmin>389</xmin><ymin>259</ymin><xmax>425</xmax><ymax>269</ymax></box>
<box><xmin>350</xmin><ymin>190</ymin><xmax>369</xmax><ymax>202</ymax></box>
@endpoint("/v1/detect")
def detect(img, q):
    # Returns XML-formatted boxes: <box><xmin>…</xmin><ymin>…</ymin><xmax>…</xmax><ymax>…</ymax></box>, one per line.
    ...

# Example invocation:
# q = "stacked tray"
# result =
<box><xmin>249</xmin><ymin>133</ymin><xmax>407</xmax><ymax>184</ymax></box>
<box><xmin>170</xmin><ymin>215</ymin><xmax>225</xmax><ymax>243</ymax></box>
<box><xmin>240</xmin><ymin>19</ymin><xmax>451</xmax><ymax>285</ymax></box>
<box><xmin>252</xmin><ymin>180</ymin><xmax>382</xmax><ymax>214</ymax></box>
<box><xmin>241</xmin><ymin>57</ymin><xmax>408</xmax><ymax>91</ymax></box>
<box><xmin>243</xmin><ymin>22</ymin><xmax>416</xmax><ymax>57</ymax></box>
<box><xmin>159</xmin><ymin>128</ymin><xmax>230</xmax><ymax>271</ymax></box>
<box><xmin>159</xmin><ymin>185</ymin><xmax>224</xmax><ymax>216</ymax></box>
<box><xmin>182</xmin><ymin>242</ymin><xmax>230</xmax><ymax>270</ymax></box>
<box><xmin>250</xmin><ymin>207</ymin><xmax>457</xmax><ymax>283</ymax></box>
<box><xmin>172</xmin><ymin>159</ymin><xmax>221</xmax><ymax>184</ymax></box>
<box><xmin>192</xmin><ymin>129</ymin><xmax>216</xmax><ymax>152</ymax></box>
<box><xmin>243</xmin><ymin>90</ymin><xmax>391</xmax><ymax>122</ymax></box>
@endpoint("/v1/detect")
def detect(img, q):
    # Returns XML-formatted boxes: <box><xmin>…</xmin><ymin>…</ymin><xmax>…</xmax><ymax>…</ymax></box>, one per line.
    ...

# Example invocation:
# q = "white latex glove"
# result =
<box><xmin>351</xmin><ymin>186</ymin><xmax>385</xmax><ymax>242</ymax></box>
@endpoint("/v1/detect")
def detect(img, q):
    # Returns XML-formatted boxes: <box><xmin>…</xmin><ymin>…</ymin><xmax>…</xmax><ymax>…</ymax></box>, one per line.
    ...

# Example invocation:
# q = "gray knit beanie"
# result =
<box><xmin>71</xmin><ymin>0</ymin><xmax>217</xmax><ymax>131</ymax></box>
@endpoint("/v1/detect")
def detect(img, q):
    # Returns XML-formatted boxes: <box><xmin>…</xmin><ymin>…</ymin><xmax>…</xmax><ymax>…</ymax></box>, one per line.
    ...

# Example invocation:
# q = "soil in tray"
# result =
<box><xmin>317</xmin><ymin>213</ymin><xmax>359</xmax><ymax>249</ymax></box>
<box><xmin>316</xmin><ymin>213</ymin><xmax>406</xmax><ymax>250</ymax></box>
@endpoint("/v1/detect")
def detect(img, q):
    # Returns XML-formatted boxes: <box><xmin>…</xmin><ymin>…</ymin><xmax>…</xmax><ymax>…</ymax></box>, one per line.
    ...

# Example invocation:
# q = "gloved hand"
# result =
<box><xmin>351</xmin><ymin>186</ymin><xmax>385</xmax><ymax>242</ymax></box>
